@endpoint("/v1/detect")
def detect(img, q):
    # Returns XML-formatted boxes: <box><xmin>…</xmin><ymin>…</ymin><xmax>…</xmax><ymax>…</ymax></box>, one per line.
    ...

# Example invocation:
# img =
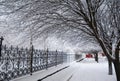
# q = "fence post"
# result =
<box><xmin>46</xmin><ymin>49</ymin><xmax>48</xmax><ymax>70</ymax></box>
<box><xmin>18</xmin><ymin>50</ymin><xmax>21</xmax><ymax>76</ymax></box>
<box><xmin>55</xmin><ymin>50</ymin><xmax>58</xmax><ymax>66</ymax></box>
<box><xmin>16</xmin><ymin>46</ymin><xmax>20</xmax><ymax>76</ymax></box>
<box><xmin>30</xmin><ymin>45</ymin><xmax>33</xmax><ymax>75</ymax></box>
<box><xmin>61</xmin><ymin>52</ymin><xmax>63</xmax><ymax>64</ymax></box>
<box><xmin>0</xmin><ymin>36</ymin><xmax>4</xmax><ymax>57</ymax></box>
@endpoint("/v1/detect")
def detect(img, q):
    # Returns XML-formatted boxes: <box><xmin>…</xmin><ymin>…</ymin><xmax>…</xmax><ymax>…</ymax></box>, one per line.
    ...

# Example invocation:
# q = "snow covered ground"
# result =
<box><xmin>11</xmin><ymin>58</ymin><xmax>117</xmax><ymax>81</ymax></box>
<box><xmin>11</xmin><ymin>63</ymin><xmax>70</xmax><ymax>81</ymax></box>
<box><xmin>69</xmin><ymin>58</ymin><xmax>116</xmax><ymax>81</ymax></box>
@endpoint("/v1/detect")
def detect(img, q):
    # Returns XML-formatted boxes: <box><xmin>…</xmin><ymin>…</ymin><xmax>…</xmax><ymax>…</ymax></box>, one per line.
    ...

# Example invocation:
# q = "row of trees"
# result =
<box><xmin>55</xmin><ymin>0</ymin><xmax>119</xmax><ymax>81</ymax></box>
<box><xmin>0</xmin><ymin>0</ymin><xmax>120</xmax><ymax>81</ymax></box>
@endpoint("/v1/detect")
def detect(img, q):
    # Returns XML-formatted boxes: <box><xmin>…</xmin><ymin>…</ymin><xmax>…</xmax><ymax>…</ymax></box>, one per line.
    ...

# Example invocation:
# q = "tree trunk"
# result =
<box><xmin>113</xmin><ymin>61</ymin><xmax>120</xmax><ymax>81</ymax></box>
<box><xmin>95</xmin><ymin>54</ymin><xmax>98</xmax><ymax>63</ymax></box>
<box><xmin>108</xmin><ymin>59</ymin><xmax>113</xmax><ymax>75</ymax></box>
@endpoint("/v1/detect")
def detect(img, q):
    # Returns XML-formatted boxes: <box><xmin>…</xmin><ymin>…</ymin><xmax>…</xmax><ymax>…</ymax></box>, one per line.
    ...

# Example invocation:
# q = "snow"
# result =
<box><xmin>11</xmin><ymin>63</ymin><xmax>70</xmax><ymax>81</ymax></box>
<box><xmin>11</xmin><ymin>58</ymin><xmax>116</xmax><ymax>81</ymax></box>
<box><xmin>69</xmin><ymin>58</ymin><xmax>116</xmax><ymax>81</ymax></box>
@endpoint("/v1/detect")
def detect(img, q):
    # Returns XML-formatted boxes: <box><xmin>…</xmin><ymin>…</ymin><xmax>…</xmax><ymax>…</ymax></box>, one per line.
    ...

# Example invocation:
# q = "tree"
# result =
<box><xmin>31</xmin><ymin>0</ymin><xmax>119</xmax><ymax>80</ymax></box>
<box><xmin>1</xmin><ymin>0</ymin><xmax>120</xmax><ymax>80</ymax></box>
<box><xmin>0</xmin><ymin>0</ymin><xmax>95</xmax><ymax>51</ymax></box>
<box><xmin>88</xmin><ymin>50</ymin><xmax>100</xmax><ymax>63</ymax></box>
<box><xmin>45</xmin><ymin>0</ymin><xmax>114</xmax><ymax>75</ymax></box>
<box><xmin>80</xmin><ymin>46</ymin><xmax>101</xmax><ymax>63</ymax></box>
<box><xmin>54</xmin><ymin>0</ymin><xmax>119</xmax><ymax>81</ymax></box>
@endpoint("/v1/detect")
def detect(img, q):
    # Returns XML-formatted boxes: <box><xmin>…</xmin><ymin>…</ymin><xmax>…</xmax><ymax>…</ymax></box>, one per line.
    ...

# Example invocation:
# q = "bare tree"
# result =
<box><xmin>53</xmin><ymin>0</ymin><xmax>119</xmax><ymax>81</ymax></box>
<box><xmin>29</xmin><ymin>0</ymin><xmax>119</xmax><ymax>80</ymax></box>
<box><xmin>0</xmin><ymin>0</ymin><xmax>94</xmax><ymax>49</ymax></box>
<box><xmin>0</xmin><ymin>0</ymin><xmax>120</xmax><ymax>81</ymax></box>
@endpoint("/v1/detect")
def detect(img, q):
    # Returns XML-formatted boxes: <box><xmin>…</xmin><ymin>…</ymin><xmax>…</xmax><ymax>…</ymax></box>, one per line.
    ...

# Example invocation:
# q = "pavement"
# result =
<box><xmin>11</xmin><ymin>58</ymin><xmax>117</xmax><ymax>81</ymax></box>
<box><xmin>42</xmin><ymin>58</ymin><xmax>116</xmax><ymax>81</ymax></box>
<box><xmin>11</xmin><ymin>63</ymin><xmax>70</xmax><ymax>81</ymax></box>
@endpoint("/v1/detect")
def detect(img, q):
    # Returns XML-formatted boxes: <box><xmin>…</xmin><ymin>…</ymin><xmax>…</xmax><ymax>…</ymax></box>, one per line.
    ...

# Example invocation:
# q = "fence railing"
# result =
<box><xmin>0</xmin><ymin>45</ymin><xmax>70</xmax><ymax>81</ymax></box>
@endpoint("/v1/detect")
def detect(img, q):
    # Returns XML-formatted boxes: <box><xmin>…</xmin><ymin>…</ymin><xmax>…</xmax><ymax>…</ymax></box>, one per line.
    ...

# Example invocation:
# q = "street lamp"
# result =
<box><xmin>0</xmin><ymin>36</ymin><xmax>4</xmax><ymax>57</ymax></box>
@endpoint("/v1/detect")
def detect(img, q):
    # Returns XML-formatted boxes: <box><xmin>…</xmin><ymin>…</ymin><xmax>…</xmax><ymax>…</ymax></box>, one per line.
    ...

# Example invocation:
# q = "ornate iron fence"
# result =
<box><xmin>0</xmin><ymin>45</ymin><xmax>68</xmax><ymax>81</ymax></box>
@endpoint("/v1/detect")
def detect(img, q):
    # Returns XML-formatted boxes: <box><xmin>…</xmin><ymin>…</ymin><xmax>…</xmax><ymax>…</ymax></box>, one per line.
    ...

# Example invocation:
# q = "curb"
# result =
<box><xmin>76</xmin><ymin>58</ymin><xmax>84</xmax><ymax>62</ymax></box>
<box><xmin>38</xmin><ymin>66</ymin><xmax>70</xmax><ymax>81</ymax></box>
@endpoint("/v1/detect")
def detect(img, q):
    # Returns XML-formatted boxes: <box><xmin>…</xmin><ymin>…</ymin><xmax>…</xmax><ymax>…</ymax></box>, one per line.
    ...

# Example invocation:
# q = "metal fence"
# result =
<box><xmin>0</xmin><ymin>45</ymin><xmax>69</xmax><ymax>81</ymax></box>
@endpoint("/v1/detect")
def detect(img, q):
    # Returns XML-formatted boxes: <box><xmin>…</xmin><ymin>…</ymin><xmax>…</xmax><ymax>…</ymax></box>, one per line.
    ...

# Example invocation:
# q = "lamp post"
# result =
<box><xmin>0</xmin><ymin>36</ymin><xmax>4</xmax><ymax>57</ymax></box>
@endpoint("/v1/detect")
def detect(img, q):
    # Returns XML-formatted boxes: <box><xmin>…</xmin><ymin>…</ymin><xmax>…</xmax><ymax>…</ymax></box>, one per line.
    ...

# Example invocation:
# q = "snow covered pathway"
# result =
<box><xmin>11</xmin><ymin>58</ymin><xmax>117</xmax><ymax>81</ymax></box>
<box><xmin>11</xmin><ymin>63</ymin><xmax>70</xmax><ymax>81</ymax></box>
<box><xmin>69</xmin><ymin>58</ymin><xmax>116</xmax><ymax>81</ymax></box>
<box><xmin>43</xmin><ymin>58</ymin><xmax>116</xmax><ymax>81</ymax></box>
